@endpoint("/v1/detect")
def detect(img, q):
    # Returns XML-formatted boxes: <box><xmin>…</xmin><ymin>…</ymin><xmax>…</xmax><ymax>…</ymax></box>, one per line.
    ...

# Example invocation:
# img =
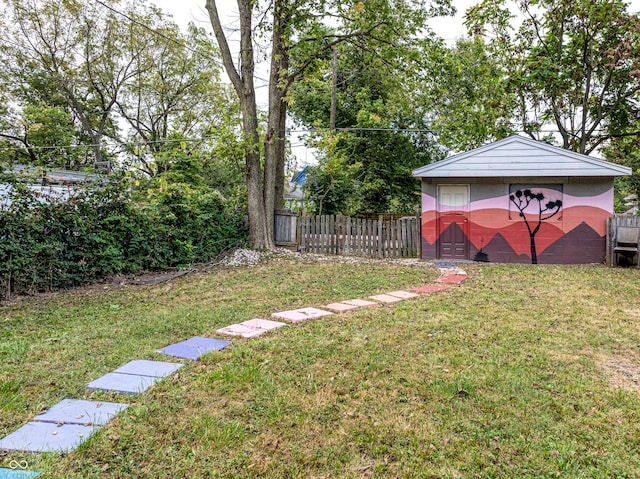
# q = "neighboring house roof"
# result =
<box><xmin>412</xmin><ymin>135</ymin><xmax>632</xmax><ymax>178</ymax></box>
<box><xmin>6</xmin><ymin>164</ymin><xmax>100</xmax><ymax>184</ymax></box>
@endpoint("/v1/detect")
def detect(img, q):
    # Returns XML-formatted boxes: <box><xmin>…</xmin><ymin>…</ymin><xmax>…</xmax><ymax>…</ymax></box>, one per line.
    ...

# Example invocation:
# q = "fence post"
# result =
<box><xmin>377</xmin><ymin>215</ymin><xmax>384</xmax><ymax>259</ymax></box>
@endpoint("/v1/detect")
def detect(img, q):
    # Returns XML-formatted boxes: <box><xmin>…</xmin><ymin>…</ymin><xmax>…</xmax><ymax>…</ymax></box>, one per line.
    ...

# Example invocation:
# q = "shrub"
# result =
<box><xmin>0</xmin><ymin>176</ymin><xmax>246</xmax><ymax>299</ymax></box>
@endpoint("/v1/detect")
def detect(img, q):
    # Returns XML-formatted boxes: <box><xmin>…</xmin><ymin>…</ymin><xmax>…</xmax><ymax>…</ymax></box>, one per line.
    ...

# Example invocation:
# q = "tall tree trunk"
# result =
<box><xmin>205</xmin><ymin>0</ymin><xmax>273</xmax><ymax>249</ymax></box>
<box><xmin>265</xmin><ymin>0</ymin><xmax>290</xmax><ymax>223</ymax></box>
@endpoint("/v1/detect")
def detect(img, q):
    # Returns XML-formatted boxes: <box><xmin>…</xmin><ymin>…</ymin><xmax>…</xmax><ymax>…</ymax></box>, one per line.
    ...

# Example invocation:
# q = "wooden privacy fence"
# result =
<box><xmin>606</xmin><ymin>214</ymin><xmax>640</xmax><ymax>266</ymax></box>
<box><xmin>296</xmin><ymin>214</ymin><xmax>420</xmax><ymax>258</ymax></box>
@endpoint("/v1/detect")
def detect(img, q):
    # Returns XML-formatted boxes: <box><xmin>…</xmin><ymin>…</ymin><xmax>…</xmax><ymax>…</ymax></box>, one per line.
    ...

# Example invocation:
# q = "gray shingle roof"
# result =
<box><xmin>412</xmin><ymin>135</ymin><xmax>632</xmax><ymax>178</ymax></box>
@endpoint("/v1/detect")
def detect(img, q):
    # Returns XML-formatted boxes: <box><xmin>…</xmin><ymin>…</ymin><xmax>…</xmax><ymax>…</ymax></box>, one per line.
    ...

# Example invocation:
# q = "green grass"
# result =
<box><xmin>1</xmin><ymin>258</ymin><xmax>640</xmax><ymax>478</ymax></box>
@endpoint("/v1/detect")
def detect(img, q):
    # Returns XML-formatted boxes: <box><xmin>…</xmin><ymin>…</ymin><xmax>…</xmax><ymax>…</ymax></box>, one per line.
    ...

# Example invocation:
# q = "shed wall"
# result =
<box><xmin>421</xmin><ymin>178</ymin><xmax>614</xmax><ymax>264</ymax></box>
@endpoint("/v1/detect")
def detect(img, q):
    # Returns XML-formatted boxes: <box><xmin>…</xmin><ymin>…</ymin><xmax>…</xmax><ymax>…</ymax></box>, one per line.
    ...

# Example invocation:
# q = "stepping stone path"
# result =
<box><xmin>0</xmin><ymin>258</ymin><xmax>470</xmax><ymax>469</ymax></box>
<box><xmin>0</xmin><ymin>399</ymin><xmax>127</xmax><ymax>454</ymax></box>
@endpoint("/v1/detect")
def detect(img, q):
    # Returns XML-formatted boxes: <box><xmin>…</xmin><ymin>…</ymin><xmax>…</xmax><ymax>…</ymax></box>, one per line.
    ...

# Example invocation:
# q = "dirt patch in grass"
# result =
<box><xmin>598</xmin><ymin>352</ymin><xmax>640</xmax><ymax>392</ymax></box>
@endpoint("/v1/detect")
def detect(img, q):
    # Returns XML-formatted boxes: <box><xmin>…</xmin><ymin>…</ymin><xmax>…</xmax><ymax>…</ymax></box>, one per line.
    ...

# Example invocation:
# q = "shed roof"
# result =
<box><xmin>412</xmin><ymin>135</ymin><xmax>631</xmax><ymax>178</ymax></box>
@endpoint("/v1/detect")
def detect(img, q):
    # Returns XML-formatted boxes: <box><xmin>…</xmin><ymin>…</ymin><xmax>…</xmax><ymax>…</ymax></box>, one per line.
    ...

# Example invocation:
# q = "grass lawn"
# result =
<box><xmin>1</xmin><ymin>256</ymin><xmax>640</xmax><ymax>478</ymax></box>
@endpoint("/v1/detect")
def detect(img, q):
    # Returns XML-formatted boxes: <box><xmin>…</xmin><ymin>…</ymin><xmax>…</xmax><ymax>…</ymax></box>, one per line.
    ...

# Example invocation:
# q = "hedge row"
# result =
<box><xmin>0</xmin><ymin>179</ymin><xmax>246</xmax><ymax>299</ymax></box>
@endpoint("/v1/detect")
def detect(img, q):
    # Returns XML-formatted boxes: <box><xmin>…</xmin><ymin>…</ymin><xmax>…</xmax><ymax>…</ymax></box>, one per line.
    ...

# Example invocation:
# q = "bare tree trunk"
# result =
<box><xmin>205</xmin><ymin>0</ymin><xmax>274</xmax><ymax>249</ymax></box>
<box><xmin>266</xmin><ymin>0</ymin><xmax>290</xmax><ymax>217</ymax></box>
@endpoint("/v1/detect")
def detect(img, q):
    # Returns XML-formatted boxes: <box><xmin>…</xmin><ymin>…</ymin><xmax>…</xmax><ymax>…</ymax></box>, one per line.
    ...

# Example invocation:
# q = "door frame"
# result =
<box><xmin>436</xmin><ymin>184</ymin><xmax>470</xmax><ymax>259</ymax></box>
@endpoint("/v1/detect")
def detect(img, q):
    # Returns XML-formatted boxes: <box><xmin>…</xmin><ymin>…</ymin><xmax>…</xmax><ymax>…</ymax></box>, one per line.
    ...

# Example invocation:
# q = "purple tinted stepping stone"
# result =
<box><xmin>86</xmin><ymin>372</ymin><xmax>160</xmax><ymax>394</ymax></box>
<box><xmin>158</xmin><ymin>336</ymin><xmax>231</xmax><ymax>360</ymax></box>
<box><xmin>386</xmin><ymin>290</ymin><xmax>420</xmax><ymax>299</ymax></box>
<box><xmin>112</xmin><ymin>360</ymin><xmax>183</xmax><ymax>378</ymax></box>
<box><xmin>0</xmin><ymin>422</ymin><xmax>98</xmax><ymax>453</ymax></box>
<box><xmin>217</xmin><ymin>324</ymin><xmax>265</xmax><ymax>338</ymax></box>
<box><xmin>240</xmin><ymin>318</ymin><xmax>286</xmax><ymax>331</ymax></box>
<box><xmin>325</xmin><ymin>302</ymin><xmax>359</xmax><ymax>313</ymax></box>
<box><xmin>0</xmin><ymin>468</ymin><xmax>40</xmax><ymax>478</ymax></box>
<box><xmin>34</xmin><ymin>399</ymin><xmax>128</xmax><ymax>426</ymax></box>
<box><xmin>342</xmin><ymin>299</ymin><xmax>379</xmax><ymax>308</ymax></box>
<box><xmin>369</xmin><ymin>294</ymin><xmax>403</xmax><ymax>303</ymax></box>
<box><xmin>271</xmin><ymin>307</ymin><xmax>333</xmax><ymax>323</ymax></box>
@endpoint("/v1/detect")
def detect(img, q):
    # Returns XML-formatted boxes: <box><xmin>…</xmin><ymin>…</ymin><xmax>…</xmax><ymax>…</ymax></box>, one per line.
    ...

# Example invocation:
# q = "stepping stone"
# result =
<box><xmin>113</xmin><ymin>360</ymin><xmax>183</xmax><ymax>378</ymax></box>
<box><xmin>435</xmin><ymin>261</ymin><xmax>457</xmax><ymax>269</ymax></box>
<box><xmin>241</xmin><ymin>318</ymin><xmax>286</xmax><ymax>331</ymax></box>
<box><xmin>34</xmin><ymin>399</ymin><xmax>128</xmax><ymax>426</ymax></box>
<box><xmin>0</xmin><ymin>422</ymin><xmax>99</xmax><ymax>453</ymax></box>
<box><xmin>409</xmin><ymin>285</ymin><xmax>451</xmax><ymax>294</ymax></box>
<box><xmin>434</xmin><ymin>275</ymin><xmax>468</xmax><ymax>284</ymax></box>
<box><xmin>217</xmin><ymin>323</ymin><xmax>266</xmax><ymax>338</ymax></box>
<box><xmin>369</xmin><ymin>294</ymin><xmax>404</xmax><ymax>303</ymax></box>
<box><xmin>0</xmin><ymin>468</ymin><xmax>40</xmax><ymax>478</ymax></box>
<box><xmin>325</xmin><ymin>302</ymin><xmax>359</xmax><ymax>313</ymax></box>
<box><xmin>158</xmin><ymin>336</ymin><xmax>231</xmax><ymax>360</ymax></box>
<box><xmin>271</xmin><ymin>307</ymin><xmax>333</xmax><ymax>323</ymax></box>
<box><xmin>217</xmin><ymin>318</ymin><xmax>287</xmax><ymax>338</ymax></box>
<box><xmin>87</xmin><ymin>372</ymin><xmax>161</xmax><ymax>395</ymax></box>
<box><xmin>386</xmin><ymin>290</ymin><xmax>420</xmax><ymax>299</ymax></box>
<box><xmin>342</xmin><ymin>299</ymin><xmax>379</xmax><ymax>308</ymax></box>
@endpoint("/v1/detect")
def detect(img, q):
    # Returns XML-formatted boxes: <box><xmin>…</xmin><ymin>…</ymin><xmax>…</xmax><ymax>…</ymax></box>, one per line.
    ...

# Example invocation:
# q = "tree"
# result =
<box><xmin>509</xmin><ymin>189</ymin><xmax>562</xmax><ymax>264</ymax></box>
<box><xmin>287</xmin><ymin>14</ymin><xmax>446</xmax><ymax>215</ymax></box>
<box><xmin>1</xmin><ymin>0</ymin><xmax>232</xmax><ymax>176</ymax></box>
<box><xmin>465</xmin><ymin>0</ymin><xmax>640</xmax><ymax>154</ymax></box>
<box><xmin>115</xmin><ymin>20</ymin><xmax>230</xmax><ymax>177</ymax></box>
<box><xmin>420</xmin><ymin>37</ymin><xmax>515</xmax><ymax>152</ymax></box>
<box><xmin>205</xmin><ymin>0</ymin><xmax>451</xmax><ymax>248</ymax></box>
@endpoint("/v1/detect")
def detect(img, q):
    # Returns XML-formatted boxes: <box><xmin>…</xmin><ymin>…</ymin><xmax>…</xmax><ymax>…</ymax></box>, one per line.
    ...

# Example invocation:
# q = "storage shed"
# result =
<box><xmin>412</xmin><ymin>135</ymin><xmax>632</xmax><ymax>264</ymax></box>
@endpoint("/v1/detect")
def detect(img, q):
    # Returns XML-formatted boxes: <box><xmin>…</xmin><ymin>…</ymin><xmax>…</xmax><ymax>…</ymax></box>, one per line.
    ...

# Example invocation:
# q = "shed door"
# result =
<box><xmin>437</xmin><ymin>185</ymin><xmax>469</xmax><ymax>259</ymax></box>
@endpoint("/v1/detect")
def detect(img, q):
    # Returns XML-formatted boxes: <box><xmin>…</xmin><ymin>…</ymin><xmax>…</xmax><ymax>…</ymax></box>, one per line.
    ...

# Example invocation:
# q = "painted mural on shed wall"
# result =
<box><xmin>421</xmin><ymin>181</ymin><xmax>613</xmax><ymax>264</ymax></box>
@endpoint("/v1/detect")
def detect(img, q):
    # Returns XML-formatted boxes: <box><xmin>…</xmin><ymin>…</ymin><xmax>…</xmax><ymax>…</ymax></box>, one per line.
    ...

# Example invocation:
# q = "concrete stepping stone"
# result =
<box><xmin>434</xmin><ymin>275</ymin><xmax>468</xmax><ymax>284</ymax></box>
<box><xmin>86</xmin><ymin>372</ymin><xmax>162</xmax><ymax>395</ymax></box>
<box><xmin>158</xmin><ymin>336</ymin><xmax>231</xmax><ymax>360</ymax></box>
<box><xmin>217</xmin><ymin>318</ymin><xmax>287</xmax><ymax>338</ymax></box>
<box><xmin>217</xmin><ymin>324</ymin><xmax>265</xmax><ymax>338</ymax></box>
<box><xmin>0</xmin><ymin>422</ymin><xmax>99</xmax><ymax>453</ymax></box>
<box><xmin>325</xmin><ymin>302</ymin><xmax>360</xmax><ymax>313</ymax></box>
<box><xmin>342</xmin><ymin>299</ymin><xmax>379</xmax><ymax>308</ymax></box>
<box><xmin>34</xmin><ymin>399</ymin><xmax>128</xmax><ymax>426</ymax></box>
<box><xmin>0</xmin><ymin>468</ymin><xmax>40</xmax><ymax>478</ymax></box>
<box><xmin>241</xmin><ymin>318</ymin><xmax>286</xmax><ymax>331</ymax></box>
<box><xmin>369</xmin><ymin>294</ymin><xmax>404</xmax><ymax>303</ymax></box>
<box><xmin>409</xmin><ymin>285</ymin><xmax>451</xmax><ymax>293</ymax></box>
<box><xmin>435</xmin><ymin>261</ymin><xmax>457</xmax><ymax>269</ymax></box>
<box><xmin>386</xmin><ymin>290</ymin><xmax>420</xmax><ymax>299</ymax></box>
<box><xmin>113</xmin><ymin>360</ymin><xmax>183</xmax><ymax>378</ymax></box>
<box><xmin>271</xmin><ymin>307</ymin><xmax>333</xmax><ymax>323</ymax></box>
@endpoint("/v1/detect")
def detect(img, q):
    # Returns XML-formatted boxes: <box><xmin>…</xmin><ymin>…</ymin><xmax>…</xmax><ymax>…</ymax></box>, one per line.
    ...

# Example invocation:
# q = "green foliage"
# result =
<box><xmin>288</xmin><ymin>9</ymin><xmax>447</xmax><ymax>215</ymax></box>
<box><xmin>465</xmin><ymin>0</ymin><xmax>640</xmax><ymax>155</ymax></box>
<box><xmin>0</xmin><ymin>175</ymin><xmax>246</xmax><ymax>299</ymax></box>
<box><xmin>421</xmin><ymin>37</ymin><xmax>516</xmax><ymax>152</ymax></box>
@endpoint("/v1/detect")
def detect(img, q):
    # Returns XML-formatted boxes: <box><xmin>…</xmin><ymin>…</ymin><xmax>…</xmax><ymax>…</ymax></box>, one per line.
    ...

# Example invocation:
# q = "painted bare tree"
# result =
<box><xmin>509</xmin><ymin>189</ymin><xmax>562</xmax><ymax>264</ymax></box>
